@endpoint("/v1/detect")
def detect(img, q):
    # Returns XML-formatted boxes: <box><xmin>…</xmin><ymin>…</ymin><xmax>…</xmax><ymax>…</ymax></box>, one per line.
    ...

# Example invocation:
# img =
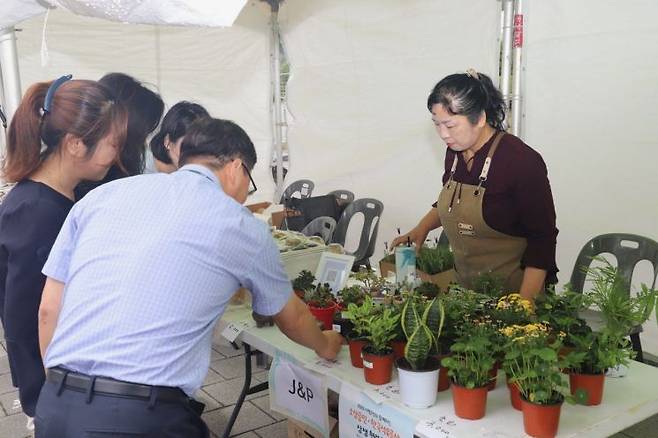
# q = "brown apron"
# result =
<box><xmin>436</xmin><ymin>132</ymin><xmax>527</xmax><ymax>291</ymax></box>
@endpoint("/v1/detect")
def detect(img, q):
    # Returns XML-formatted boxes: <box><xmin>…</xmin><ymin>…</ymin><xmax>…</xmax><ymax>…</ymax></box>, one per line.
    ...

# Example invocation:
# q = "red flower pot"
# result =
<box><xmin>436</xmin><ymin>354</ymin><xmax>451</xmax><ymax>392</ymax></box>
<box><xmin>307</xmin><ymin>302</ymin><xmax>337</xmax><ymax>330</ymax></box>
<box><xmin>487</xmin><ymin>362</ymin><xmax>500</xmax><ymax>391</ymax></box>
<box><xmin>507</xmin><ymin>381</ymin><xmax>522</xmax><ymax>411</ymax></box>
<box><xmin>521</xmin><ymin>397</ymin><xmax>563</xmax><ymax>438</ymax></box>
<box><xmin>451</xmin><ymin>382</ymin><xmax>488</xmax><ymax>420</ymax></box>
<box><xmin>362</xmin><ymin>347</ymin><xmax>394</xmax><ymax>385</ymax></box>
<box><xmin>569</xmin><ymin>372</ymin><xmax>605</xmax><ymax>406</ymax></box>
<box><xmin>391</xmin><ymin>339</ymin><xmax>406</xmax><ymax>361</ymax></box>
<box><xmin>348</xmin><ymin>338</ymin><xmax>367</xmax><ymax>368</ymax></box>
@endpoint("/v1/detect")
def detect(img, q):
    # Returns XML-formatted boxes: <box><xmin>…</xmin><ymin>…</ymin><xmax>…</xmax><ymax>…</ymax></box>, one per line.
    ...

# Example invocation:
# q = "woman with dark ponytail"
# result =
<box><xmin>0</xmin><ymin>76</ymin><xmax>127</xmax><ymax>429</ymax></box>
<box><xmin>393</xmin><ymin>69</ymin><xmax>558</xmax><ymax>300</ymax></box>
<box><xmin>75</xmin><ymin>72</ymin><xmax>164</xmax><ymax>198</ymax></box>
<box><xmin>150</xmin><ymin>101</ymin><xmax>209</xmax><ymax>173</ymax></box>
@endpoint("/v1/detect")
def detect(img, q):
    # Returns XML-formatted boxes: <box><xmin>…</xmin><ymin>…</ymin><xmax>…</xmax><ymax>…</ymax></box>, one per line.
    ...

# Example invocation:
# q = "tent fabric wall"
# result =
<box><xmin>280</xmin><ymin>0</ymin><xmax>499</xmax><ymax>255</ymax></box>
<box><xmin>523</xmin><ymin>0</ymin><xmax>658</xmax><ymax>354</ymax></box>
<box><xmin>13</xmin><ymin>3</ymin><xmax>276</xmax><ymax>200</ymax></box>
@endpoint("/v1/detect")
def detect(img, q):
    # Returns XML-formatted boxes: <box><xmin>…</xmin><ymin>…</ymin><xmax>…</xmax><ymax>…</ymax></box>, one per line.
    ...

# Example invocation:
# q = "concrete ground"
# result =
<box><xmin>1</xmin><ymin>329</ymin><xmax>656</xmax><ymax>437</ymax></box>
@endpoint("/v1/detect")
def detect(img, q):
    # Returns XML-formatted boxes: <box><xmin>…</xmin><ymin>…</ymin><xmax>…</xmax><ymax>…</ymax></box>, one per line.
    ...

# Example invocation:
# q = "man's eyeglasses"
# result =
<box><xmin>241</xmin><ymin>163</ymin><xmax>257</xmax><ymax>195</ymax></box>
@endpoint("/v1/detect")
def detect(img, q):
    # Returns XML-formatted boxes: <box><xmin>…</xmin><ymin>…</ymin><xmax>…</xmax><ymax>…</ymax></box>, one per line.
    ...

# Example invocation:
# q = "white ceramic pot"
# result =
<box><xmin>396</xmin><ymin>358</ymin><xmax>440</xmax><ymax>409</ymax></box>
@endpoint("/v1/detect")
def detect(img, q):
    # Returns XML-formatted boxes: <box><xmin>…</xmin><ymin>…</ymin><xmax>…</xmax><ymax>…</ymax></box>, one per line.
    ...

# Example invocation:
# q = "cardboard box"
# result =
<box><xmin>246</xmin><ymin>201</ymin><xmax>272</xmax><ymax>214</ymax></box>
<box><xmin>379</xmin><ymin>258</ymin><xmax>456</xmax><ymax>291</ymax></box>
<box><xmin>287</xmin><ymin>417</ymin><xmax>338</xmax><ymax>438</ymax></box>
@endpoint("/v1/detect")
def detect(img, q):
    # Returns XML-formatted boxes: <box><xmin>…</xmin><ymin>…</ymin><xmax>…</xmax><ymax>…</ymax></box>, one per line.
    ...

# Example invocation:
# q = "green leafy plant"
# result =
<box><xmin>401</xmin><ymin>295</ymin><xmax>445</xmax><ymax>370</ymax></box>
<box><xmin>472</xmin><ymin>272</ymin><xmax>507</xmax><ymax>298</ymax></box>
<box><xmin>585</xmin><ymin>257</ymin><xmax>657</xmax><ymax>334</ymax></box>
<box><xmin>534</xmin><ymin>288</ymin><xmax>589</xmax><ymax>345</ymax></box>
<box><xmin>441</xmin><ymin>317</ymin><xmax>497</xmax><ymax>388</ymax></box>
<box><xmin>350</xmin><ymin>267</ymin><xmax>389</xmax><ymax>296</ymax></box>
<box><xmin>499</xmin><ymin>323</ymin><xmax>569</xmax><ymax>405</ymax></box>
<box><xmin>441</xmin><ymin>285</ymin><xmax>493</xmax><ymax>345</ymax></box>
<box><xmin>337</xmin><ymin>285</ymin><xmax>366</xmax><ymax>308</ymax></box>
<box><xmin>415</xmin><ymin>281</ymin><xmax>440</xmax><ymax>299</ymax></box>
<box><xmin>364</xmin><ymin>307</ymin><xmax>400</xmax><ymax>355</ymax></box>
<box><xmin>303</xmin><ymin>283</ymin><xmax>335</xmax><ymax>308</ymax></box>
<box><xmin>416</xmin><ymin>244</ymin><xmax>454</xmax><ymax>275</ymax></box>
<box><xmin>343</xmin><ymin>295</ymin><xmax>377</xmax><ymax>339</ymax></box>
<box><xmin>566</xmin><ymin>327</ymin><xmax>633</xmax><ymax>376</ymax></box>
<box><xmin>292</xmin><ymin>270</ymin><xmax>315</xmax><ymax>292</ymax></box>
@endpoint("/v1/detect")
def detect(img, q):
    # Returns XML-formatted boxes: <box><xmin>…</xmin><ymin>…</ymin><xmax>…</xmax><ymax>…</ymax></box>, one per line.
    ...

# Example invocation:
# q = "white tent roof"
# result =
<box><xmin>0</xmin><ymin>0</ymin><xmax>249</xmax><ymax>29</ymax></box>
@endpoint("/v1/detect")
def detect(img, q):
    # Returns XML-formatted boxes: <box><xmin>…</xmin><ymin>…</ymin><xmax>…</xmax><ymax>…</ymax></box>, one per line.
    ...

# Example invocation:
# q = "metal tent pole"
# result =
<box><xmin>0</xmin><ymin>27</ymin><xmax>22</xmax><ymax>125</ymax></box>
<box><xmin>510</xmin><ymin>0</ymin><xmax>524</xmax><ymax>138</ymax></box>
<box><xmin>268</xmin><ymin>1</ymin><xmax>285</xmax><ymax>201</ymax></box>
<box><xmin>500</xmin><ymin>0</ymin><xmax>514</xmax><ymax>123</ymax></box>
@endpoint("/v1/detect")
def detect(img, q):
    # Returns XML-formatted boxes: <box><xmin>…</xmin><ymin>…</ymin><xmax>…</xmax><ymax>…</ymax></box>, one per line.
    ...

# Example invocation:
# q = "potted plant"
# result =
<box><xmin>334</xmin><ymin>285</ymin><xmax>366</xmax><ymax>335</ymax></box>
<box><xmin>343</xmin><ymin>295</ymin><xmax>377</xmax><ymax>368</ymax></box>
<box><xmin>303</xmin><ymin>283</ymin><xmax>337</xmax><ymax>330</ymax></box>
<box><xmin>441</xmin><ymin>316</ymin><xmax>497</xmax><ymax>420</ymax></box>
<box><xmin>396</xmin><ymin>294</ymin><xmax>445</xmax><ymax>408</ymax></box>
<box><xmin>415</xmin><ymin>281</ymin><xmax>441</xmax><ymax>300</ymax></box>
<box><xmin>361</xmin><ymin>306</ymin><xmax>400</xmax><ymax>385</ymax></box>
<box><xmin>488</xmin><ymin>293</ymin><xmax>534</xmax><ymax>390</ymax></box>
<box><xmin>415</xmin><ymin>242</ymin><xmax>455</xmax><ymax>289</ymax></box>
<box><xmin>472</xmin><ymin>271</ymin><xmax>506</xmax><ymax>298</ymax></box>
<box><xmin>351</xmin><ymin>267</ymin><xmax>389</xmax><ymax>297</ymax></box>
<box><xmin>500</xmin><ymin>323</ymin><xmax>569</xmax><ymax>438</ymax></box>
<box><xmin>292</xmin><ymin>270</ymin><xmax>315</xmax><ymax>299</ymax></box>
<box><xmin>567</xmin><ymin>258</ymin><xmax>658</xmax><ymax>406</ymax></box>
<box><xmin>534</xmin><ymin>288</ymin><xmax>589</xmax><ymax>359</ymax></box>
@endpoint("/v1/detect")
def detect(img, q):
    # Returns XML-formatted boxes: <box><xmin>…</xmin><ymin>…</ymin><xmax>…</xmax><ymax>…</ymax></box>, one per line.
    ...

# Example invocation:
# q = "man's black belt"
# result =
<box><xmin>47</xmin><ymin>367</ymin><xmax>188</xmax><ymax>403</ymax></box>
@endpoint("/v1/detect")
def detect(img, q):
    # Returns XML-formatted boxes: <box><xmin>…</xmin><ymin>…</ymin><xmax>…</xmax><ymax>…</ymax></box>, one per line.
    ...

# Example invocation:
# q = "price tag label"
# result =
<box><xmin>220</xmin><ymin>320</ymin><xmax>253</xmax><ymax>342</ymax></box>
<box><xmin>416</xmin><ymin>417</ymin><xmax>458</xmax><ymax>438</ymax></box>
<box><xmin>269</xmin><ymin>352</ymin><xmax>329</xmax><ymax>436</ymax></box>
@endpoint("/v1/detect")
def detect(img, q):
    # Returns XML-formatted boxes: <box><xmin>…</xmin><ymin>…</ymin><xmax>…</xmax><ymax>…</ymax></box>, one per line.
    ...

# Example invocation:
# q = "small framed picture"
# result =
<box><xmin>314</xmin><ymin>252</ymin><xmax>355</xmax><ymax>296</ymax></box>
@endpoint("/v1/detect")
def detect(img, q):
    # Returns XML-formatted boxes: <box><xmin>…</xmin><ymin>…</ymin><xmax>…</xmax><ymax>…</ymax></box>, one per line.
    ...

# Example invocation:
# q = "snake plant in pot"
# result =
<box><xmin>396</xmin><ymin>294</ymin><xmax>445</xmax><ymax>408</ymax></box>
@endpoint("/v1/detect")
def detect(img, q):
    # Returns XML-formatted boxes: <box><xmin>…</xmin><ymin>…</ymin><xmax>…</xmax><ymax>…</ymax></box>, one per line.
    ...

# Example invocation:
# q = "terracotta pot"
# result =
<box><xmin>348</xmin><ymin>338</ymin><xmax>367</xmax><ymax>368</ymax></box>
<box><xmin>521</xmin><ymin>397</ymin><xmax>563</xmax><ymax>438</ymax></box>
<box><xmin>391</xmin><ymin>339</ymin><xmax>407</xmax><ymax>361</ymax></box>
<box><xmin>487</xmin><ymin>361</ymin><xmax>501</xmax><ymax>391</ymax></box>
<box><xmin>450</xmin><ymin>382</ymin><xmax>488</xmax><ymax>420</ymax></box>
<box><xmin>507</xmin><ymin>381</ymin><xmax>522</xmax><ymax>411</ymax></box>
<box><xmin>307</xmin><ymin>302</ymin><xmax>337</xmax><ymax>330</ymax></box>
<box><xmin>436</xmin><ymin>353</ymin><xmax>451</xmax><ymax>392</ymax></box>
<box><xmin>569</xmin><ymin>372</ymin><xmax>605</xmax><ymax>406</ymax></box>
<box><xmin>362</xmin><ymin>346</ymin><xmax>394</xmax><ymax>385</ymax></box>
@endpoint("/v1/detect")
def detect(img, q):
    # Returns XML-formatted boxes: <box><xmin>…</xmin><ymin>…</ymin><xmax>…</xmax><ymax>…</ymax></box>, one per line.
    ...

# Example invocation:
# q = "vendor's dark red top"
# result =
<box><xmin>435</xmin><ymin>131</ymin><xmax>559</xmax><ymax>284</ymax></box>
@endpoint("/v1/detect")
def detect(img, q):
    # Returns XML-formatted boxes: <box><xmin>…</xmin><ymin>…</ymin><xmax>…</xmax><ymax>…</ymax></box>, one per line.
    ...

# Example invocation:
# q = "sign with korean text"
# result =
<box><xmin>339</xmin><ymin>383</ymin><xmax>416</xmax><ymax>438</ymax></box>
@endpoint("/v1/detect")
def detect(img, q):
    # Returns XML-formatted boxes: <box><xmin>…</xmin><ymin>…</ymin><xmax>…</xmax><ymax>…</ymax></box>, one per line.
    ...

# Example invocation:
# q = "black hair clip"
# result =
<box><xmin>42</xmin><ymin>74</ymin><xmax>72</xmax><ymax>116</ymax></box>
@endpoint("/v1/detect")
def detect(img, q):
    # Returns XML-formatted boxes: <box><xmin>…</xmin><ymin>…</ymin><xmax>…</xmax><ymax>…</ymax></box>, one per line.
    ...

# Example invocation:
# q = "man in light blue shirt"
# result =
<box><xmin>36</xmin><ymin>118</ymin><xmax>342</xmax><ymax>438</ymax></box>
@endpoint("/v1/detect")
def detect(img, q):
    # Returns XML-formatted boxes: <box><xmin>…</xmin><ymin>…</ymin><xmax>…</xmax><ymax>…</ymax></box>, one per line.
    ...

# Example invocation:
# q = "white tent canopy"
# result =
<box><xmin>0</xmin><ymin>0</ymin><xmax>249</xmax><ymax>28</ymax></box>
<box><xmin>1</xmin><ymin>0</ymin><xmax>657</xmax><ymax>354</ymax></box>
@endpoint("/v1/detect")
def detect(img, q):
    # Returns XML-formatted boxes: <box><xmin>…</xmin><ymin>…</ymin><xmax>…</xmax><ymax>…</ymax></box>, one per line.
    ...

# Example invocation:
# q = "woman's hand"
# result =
<box><xmin>391</xmin><ymin>226</ymin><xmax>430</xmax><ymax>252</ymax></box>
<box><xmin>391</xmin><ymin>209</ymin><xmax>441</xmax><ymax>252</ymax></box>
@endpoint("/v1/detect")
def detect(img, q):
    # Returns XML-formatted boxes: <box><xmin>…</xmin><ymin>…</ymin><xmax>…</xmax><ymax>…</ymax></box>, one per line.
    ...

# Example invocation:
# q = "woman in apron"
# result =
<box><xmin>393</xmin><ymin>70</ymin><xmax>558</xmax><ymax>300</ymax></box>
<box><xmin>0</xmin><ymin>76</ymin><xmax>127</xmax><ymax>431</ymax></box>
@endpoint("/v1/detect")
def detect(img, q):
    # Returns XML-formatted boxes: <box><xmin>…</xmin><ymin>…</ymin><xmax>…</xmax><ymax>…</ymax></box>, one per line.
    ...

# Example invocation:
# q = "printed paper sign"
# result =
<box><xmin>220</xmin><ymin>320</ymin><xmax>254</xmax><ymax>342</ymax></box>
<box><xmin>339</xmin><ymin>382</ymin><xmax>416</xmax><ymax>438</ymax></box>
<box><xmin>269</xmin><ymin>351</ymin><xmax>330</xmax><ymax>437</ymax></box>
